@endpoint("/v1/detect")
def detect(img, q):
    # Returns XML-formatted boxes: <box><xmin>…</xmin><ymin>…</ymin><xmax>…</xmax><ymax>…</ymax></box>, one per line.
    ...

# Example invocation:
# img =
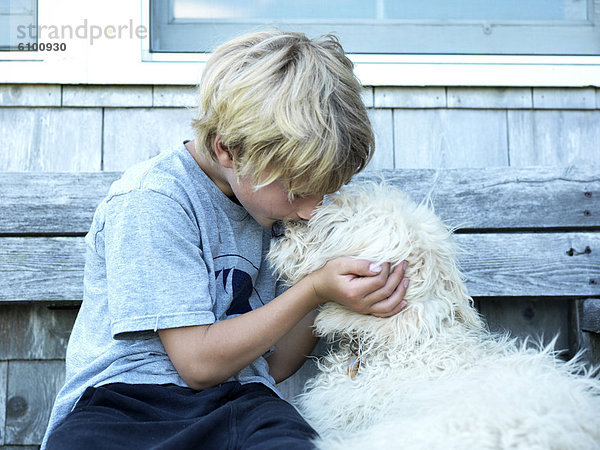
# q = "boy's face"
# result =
<box><xmin>228</xmin><ymin>175</ymin><xmax>323</xmax><ymax>229</ymax></box>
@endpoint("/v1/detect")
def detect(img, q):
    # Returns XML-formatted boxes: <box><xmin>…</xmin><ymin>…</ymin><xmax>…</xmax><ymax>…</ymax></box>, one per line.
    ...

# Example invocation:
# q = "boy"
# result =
<box><xmin>43</xmin><ymin>30</ymin><xmax>408</xmax><ymax>449</ymax></box>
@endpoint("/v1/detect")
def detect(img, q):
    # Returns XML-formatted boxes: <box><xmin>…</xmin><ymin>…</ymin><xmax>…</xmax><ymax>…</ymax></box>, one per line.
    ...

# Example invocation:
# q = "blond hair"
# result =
<box><xmin>192</xmin><ymin>30</ymin><xmax>374</xmax><ymax>198</ymax></box>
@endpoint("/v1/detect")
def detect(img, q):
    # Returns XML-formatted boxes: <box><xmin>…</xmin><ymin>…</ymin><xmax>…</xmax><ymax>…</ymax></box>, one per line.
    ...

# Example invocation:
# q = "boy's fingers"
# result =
<box><xmin>363</xmin><ymin>261</ymin><xmax>407</xmax><ymax>305</ymax></box>
<box><xmin>369</xmin><ymin>277</ymin><xmax>409</xmax><ymax>317</ymax></box>
<box><xmin>340</xmin><ymin>258</ymin><xmax>385</xmax><ymax>277</ymax></box>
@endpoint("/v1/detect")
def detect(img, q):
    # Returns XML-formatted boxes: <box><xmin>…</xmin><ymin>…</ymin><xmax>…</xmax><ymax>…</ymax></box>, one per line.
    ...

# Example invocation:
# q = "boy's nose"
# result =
<box><xmin>296</xmin><ymin>196</ymin><xmax>323</xmax><ymax>220</ymax></box>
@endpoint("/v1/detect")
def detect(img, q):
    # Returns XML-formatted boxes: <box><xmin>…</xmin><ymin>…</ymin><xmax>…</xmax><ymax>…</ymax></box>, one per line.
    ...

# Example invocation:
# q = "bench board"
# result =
<box><xmin>1</xmin><ymin>166</ymin><xmax>598</xmax><ymax>234</ymax></box>
<box><xmin>0</xmin><ymin>232</ymin><xmax>598</xmax><ymax>302</ymax></box>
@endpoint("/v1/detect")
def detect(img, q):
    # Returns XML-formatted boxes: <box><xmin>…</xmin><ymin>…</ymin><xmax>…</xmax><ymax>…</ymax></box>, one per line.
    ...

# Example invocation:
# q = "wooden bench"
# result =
<box><xmin>1</xmin><ymin>167</ymin><xmax>599</xmax><ymax>447</ymax></box>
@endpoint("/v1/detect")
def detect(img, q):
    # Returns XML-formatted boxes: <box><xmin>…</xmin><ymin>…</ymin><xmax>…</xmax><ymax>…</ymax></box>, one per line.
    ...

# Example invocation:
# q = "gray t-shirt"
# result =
<box><xmin>43</xmin><ymin>143</ymin><xmax>280</xmax><ymax>448</ymax></box>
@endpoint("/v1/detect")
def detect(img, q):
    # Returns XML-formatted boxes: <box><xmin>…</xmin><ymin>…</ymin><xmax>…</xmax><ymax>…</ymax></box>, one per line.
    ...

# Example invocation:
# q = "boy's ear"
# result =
<box><xmin>213</xmin><ymin>135</ymin><xmax>234</xmax><ymax>169</ymax></box>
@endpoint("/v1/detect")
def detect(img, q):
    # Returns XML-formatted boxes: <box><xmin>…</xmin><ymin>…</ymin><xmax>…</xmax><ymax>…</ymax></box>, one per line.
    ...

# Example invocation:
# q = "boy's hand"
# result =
<box><xmin>306</xmin><ymin>257</ymin><xmax>409</xmax><ymax>318</ymax></box>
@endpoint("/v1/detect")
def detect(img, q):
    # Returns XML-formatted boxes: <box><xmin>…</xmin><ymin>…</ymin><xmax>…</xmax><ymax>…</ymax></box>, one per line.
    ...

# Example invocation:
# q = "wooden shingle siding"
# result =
<box><xmin>0</xmin><ymin>85</ymin><xmax>61</xmax><ymax>107</ymax></box>
<box><xmin>532</xmin><ymin>87</ymin><xmax>597</xmax><ymax>110</ymax></box>
<box><xmin>393</xmin><ymin>109</ymin><xmax>509</xmax><ymax>168</ymax></box>
<box><xmin>153</xmin><ymin>86</ymin><xmax>198</xmax><ymax>108</ymax></box>
<box><xmin>374</xmin><ymin>87</ymin><xmax>446</xmax><ymax>108</ymax></box>
<box><xmin>366</xmin><ymin>108</ymin><xmax>394</xmax><ymax>170</ymax></box>
<box><xmin>0</xmin><ymin>305</ymin><xmax>76</xmax><ymax>360</ymax></box>
<box><xmin>508</xmin><ymin>110</ymin><xmax>600</xmax><ymax>166</ymax></box>
<box><xmin>0</xmin><ymin>108</ymin><xmax>102</xmax><ymax>171</ymax></box>
<box><xmin>102</xmin><ymin>108</ymin><xmax>195</xmax><ymax>171</ymax></box>
<box><xmin>5</xmin><ymin>361</ymin><xmax>65</xmax><ymax>445</ymax></box>
<box><xmin>447</xmin><ymin>87</ymin><xmax>532</xmax><ymax>109</ymax></box>
<box><xmin>62</xmin><ymin>85</ymin><xmax>153</xmax><ymax>108</ymax></box>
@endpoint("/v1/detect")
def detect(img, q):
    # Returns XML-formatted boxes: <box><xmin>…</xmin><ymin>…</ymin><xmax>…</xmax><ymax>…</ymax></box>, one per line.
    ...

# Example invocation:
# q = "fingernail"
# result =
<box><xmin>403</xmin><ymin>278</ymin><xmax>410</xmax><ymax>288</ymax></box>
<box><xmin>403</xmin><ymin>260</ymin><xmax>408</xmax><ymax>270</ymax></box>
<box><xmin>400</xmin><ymin>300</ymin><xmax>407</xmax><ymax>309</ymax></box>
<box><xmin>369</xmin><ymin>263</ymin><xmax>382</xmax><ymax>273</ymax></box>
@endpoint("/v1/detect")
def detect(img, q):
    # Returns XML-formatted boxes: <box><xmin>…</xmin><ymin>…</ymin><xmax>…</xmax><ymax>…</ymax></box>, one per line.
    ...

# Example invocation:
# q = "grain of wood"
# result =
<box><xmin>0</xmin><ymin>172</ymin><xmax>120</xmax><ymax>234</ymax></box>
<box><xmin>374</xmin><ymin>87</ymin><xmax>445</xmax><ymax>108</ymax></box>
<box><xmin>393</xmin><ymin>109</ymin><xmax>508</xmax><ymax>168</ymax></box>
<box><xmin>508</xmin><ymin>110</ymin><xmax>600</xmax><ymax>166</ymax></box>
<box><xmin>153</xmin><ymin>85</ymin><xmax>198</xmax><ymax>107</ymax></box>
<box><xmin>478</xmin><ymin>298</ymin><xmax>569</xmax><ymax>351</ymax></box>
<box><xmin>1</xmin><ymin>232</ymin><xmax>597</xmax><ymax>303</ymax></box>
<box><xmin>0</xmin><ymin>361</ymin><xmax>7</xmax><ymax>445</ymax></box>
<box><xmin>447</xmin><ymin>87</ymin><xmax>532</xmax><ymax>109</ymax></box>
<box><xmin>0</xmin><ymin>237</ymin><xmax>86</xmax><ymax>302</ymax></box>
<box><xmin>1</xmin><ymin>168</ymin><xmax>598</xmax><ymax>234</ymax></box>
<box><xmin>0</xmin><ymin>108</ymin><xmax>102</xmax><ymax>171</ymax></box>
<box><xmin>366</xmin><ymin>109</ymin><xmax>394</xmax><ymax>170</ymax></box>
<box><xmin>103</xmin><ymin>108</ymin><xmax>195</xmax><ymax>171</ymax></box>
<box><xmin>360</xmin><ymin>87</ymin><xmax>374</xmax><ymax>108</ymax></box>
<box><xmin>0</xmin><ymin>305</ymin><xmax>78</xmax><ymax>359</ymax></box>
<box><xmin>533</xmin><ymin>87</ymin><xmax>596</xmax><ymax>110</ymax></box>
<box><xmin>5</xmin><ymin>360</ymin><xmax>65</xmax><ymax>445</ymax></box>
<box><xmin>0</xmin><ymin>85</ymin><xmax>61</xmax><ymax>107</ymax></box>
<box><xmin>62</xmin><ymin>85</ymin><xmax>153</xmax><ymax>107</ymax></box>
<box><xmin>456</xmin><ymin>232</ymin><xmax>600</xmax><ymax>297</ymax></box>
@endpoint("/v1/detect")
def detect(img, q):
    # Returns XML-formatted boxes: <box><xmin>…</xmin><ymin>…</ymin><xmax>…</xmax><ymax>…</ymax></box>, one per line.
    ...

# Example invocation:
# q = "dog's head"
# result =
<box><xmin>268</xmin><ymin>182</ymin><xmax>483</xmax><ymax>344</ymax></box>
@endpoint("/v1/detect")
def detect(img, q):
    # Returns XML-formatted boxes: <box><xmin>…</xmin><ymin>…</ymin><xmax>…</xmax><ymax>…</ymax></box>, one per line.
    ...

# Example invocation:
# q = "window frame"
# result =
<box><xmin>0</xmin><ymin>0</ymin><xmax>598</xmax><ymax>86</ymax></box>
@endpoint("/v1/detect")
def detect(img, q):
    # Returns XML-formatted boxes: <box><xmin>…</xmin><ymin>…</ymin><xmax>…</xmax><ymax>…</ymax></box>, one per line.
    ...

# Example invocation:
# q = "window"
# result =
<box><xmin>0</xmin><ymin>0</ymin><xmax>37</xmax><ymax>51</ymax></box>
<box><xmin>151</xmin><ymin>0</ymin><xmax>600</xmax><ymax>55</ymax></box>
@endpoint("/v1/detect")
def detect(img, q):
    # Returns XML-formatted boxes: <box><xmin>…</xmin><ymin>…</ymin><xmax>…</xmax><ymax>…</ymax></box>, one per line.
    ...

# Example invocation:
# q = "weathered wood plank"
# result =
<box><xmin>0</xmin><ymin>237</ymin><xmax>85</xmax><ymax>302</ymax></box>
<box><xmin>0</xmin><ymin>108</ymin><xmax>102</xmax><ymax>172</ymax></box>
<box><xmin>0</xmin><ymin>172</ymin><xmax>121</xmax><ymax>234</ymax></box>
<box><xmin>0</xmin><ymin>84</ymin><xmax>61</xmax><ymax>107</ymax></box>
<box><xmin>0</xmin><ymin>305</ymin><xmax>78</xmax><ymax>359</ymax></box>
<box><xmin>366</xmin><ymin>109</ymin><xmax>394</xmax><ymax>170</ymax></box>
<box><xmin>5</xmin><ymin>360</ymin><xmax>65</xmax><ymax>445</ymax></box>
<box><xmin>153</xmin><ymin>85</ymin><xmax>197</xmax><ymax>107</ymax></box>
<box><xmin>62</xmin><ymin>85</ymin><xmax>153</xmax><ymax>107</ymax></box>
<box><xmin>570</xmin><ymin>299</ymin><xmax>600</xmax><ymax>365</ymax></box>
<box><xmin>392</xmin><ymin>109</ymin><xmax>508</xmax><ymax>168</ymax></box>
<box><xmin>508</xmin><ymin>110</ymin><xmax>600</xmax><ymax>166</ymax></box>
<box><xmin>447</xmin><ymin>87</ymin><xmax>532</xmax><ymax>109</ymax></box>
<box><xmin>103</xmin><ymin>108</ymin><xmax>195</xmax><ymax>171</ymax></box>
<box><xmin>1</xmin><ymin>167</ymin><xmax>598</xmax><ymax>234</ymax></box>
<box><xmin>1</xmin><ymin>232</ymin><xmax>597</xmax><ymax>303</ymax></box>
<box><xmin>581</xmin><ymin>298</ymin><xmax>600</xmax><ymax>334</ymax></box>
<box><xmin>374</xmin><ymin>87</ymin><xmax>446</xmax><ymax>108</ymax></box>
<box><xmin>456</xmin><ymin>232</ymin><xmax>599</xmax><ymax>297</ymax></box>
<box><xmin>357</xmin><ymin>167</ymin><xmax>600</xmax><ymax>230</ymax></box>
<box><xmin>360</xmin><ymin>87</ymin><xmax>374</xmax><ymax>108</ymax></box>
<box><xmin>532</xmin><ymin>87</ymin><xmax>596</xmax><ymax>110</ymax></box>
<box><xmin>478</xmin><ymin>298</ymin><xmax>569</xmax><ymax>352</ymax></box>
<box><xmin>0</xmin><ymin>361</ymin><xmax>7</xmax><ymax>445</ymax></box>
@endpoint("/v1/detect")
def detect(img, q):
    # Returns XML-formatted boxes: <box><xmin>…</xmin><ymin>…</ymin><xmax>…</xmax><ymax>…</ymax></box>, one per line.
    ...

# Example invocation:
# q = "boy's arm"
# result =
<box><xmin>265</xmin><ymin>308</ymin><xmax>318</xmax><ymax>384</ymax></box>
<box><xmin>159</xmin><ymin>257</ymin><xmax>407</xmax><ymax>391</ymax></box>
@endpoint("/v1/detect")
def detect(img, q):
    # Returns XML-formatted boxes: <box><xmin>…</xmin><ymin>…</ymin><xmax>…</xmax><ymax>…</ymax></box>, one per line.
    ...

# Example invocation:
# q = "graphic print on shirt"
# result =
<box><xmin>214</xmin><ymin>254</ymin><xmax>264</xmax><ymax>318</ymax></box>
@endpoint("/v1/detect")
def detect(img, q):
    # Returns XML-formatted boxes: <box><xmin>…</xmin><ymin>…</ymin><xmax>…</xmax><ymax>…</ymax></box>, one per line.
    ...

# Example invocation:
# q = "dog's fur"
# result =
<box><xmin>268</xmin><ymin>182</ymin><xmax>600</xmax><ymax>450</ymax></box>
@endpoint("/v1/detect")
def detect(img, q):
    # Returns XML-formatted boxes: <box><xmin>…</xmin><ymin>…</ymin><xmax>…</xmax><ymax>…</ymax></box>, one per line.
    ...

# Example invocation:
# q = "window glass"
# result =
<box><xmin>151</xmin><ymin>0</ymin><xmax>599</xmax><ymax>55</ymax></box>
<box><xmin>0</xmin><ymin>0</ymin><xmax>37</xmax><ymax>51</ymax></box>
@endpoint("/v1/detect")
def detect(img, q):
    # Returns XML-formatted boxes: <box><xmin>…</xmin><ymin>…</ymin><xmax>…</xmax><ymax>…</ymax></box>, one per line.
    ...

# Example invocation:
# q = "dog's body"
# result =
<box><xmin>268</xmin><ymin>183</ymin><xmax>600</xmax><ymax>450</ymax></box>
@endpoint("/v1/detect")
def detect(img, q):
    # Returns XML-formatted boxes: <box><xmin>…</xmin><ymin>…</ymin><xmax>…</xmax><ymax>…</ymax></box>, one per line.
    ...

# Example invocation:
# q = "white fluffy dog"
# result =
<box><xmin>268</xmin><ymin>182</ymin><xmax>600</xmax><ymax>450</ymax></box>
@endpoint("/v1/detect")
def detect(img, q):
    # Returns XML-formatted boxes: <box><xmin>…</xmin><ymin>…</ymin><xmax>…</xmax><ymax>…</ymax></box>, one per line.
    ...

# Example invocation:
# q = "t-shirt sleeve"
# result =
<box><xmin>103</xmin><ymin>188</ymin><xmax>215</xmax><ymax>339</ymax></box>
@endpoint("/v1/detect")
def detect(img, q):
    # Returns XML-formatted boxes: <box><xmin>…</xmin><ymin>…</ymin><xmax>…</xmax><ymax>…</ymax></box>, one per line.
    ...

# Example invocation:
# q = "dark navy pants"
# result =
<box><xmin>46</xmin><ymin>382</ymin><xmax>317</xmax><ymax>450</ymax></box>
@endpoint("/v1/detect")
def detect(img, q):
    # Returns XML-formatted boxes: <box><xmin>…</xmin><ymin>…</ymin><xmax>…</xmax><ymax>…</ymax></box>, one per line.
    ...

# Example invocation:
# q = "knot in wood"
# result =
<box><xmin>584</xmin><ymin>191</ymin><xmax>592</xmax><ymax>198</ymax></box>
<box><xmin>7</xmin><ymin>395</ymin><xmax>28</xmax><ymax>418</ymax></box>
<box><xmin>566</xmin><ymin>246</ymin><xmax>591</xmax><ymax>256</ymax></box>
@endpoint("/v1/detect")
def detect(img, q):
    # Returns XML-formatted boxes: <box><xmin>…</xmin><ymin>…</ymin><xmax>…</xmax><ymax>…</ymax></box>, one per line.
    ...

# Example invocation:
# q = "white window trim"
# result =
<box><xmin>0</xmin><ymin>0</ymin><xmax>599</xmax><ymax>86</ymax></box>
